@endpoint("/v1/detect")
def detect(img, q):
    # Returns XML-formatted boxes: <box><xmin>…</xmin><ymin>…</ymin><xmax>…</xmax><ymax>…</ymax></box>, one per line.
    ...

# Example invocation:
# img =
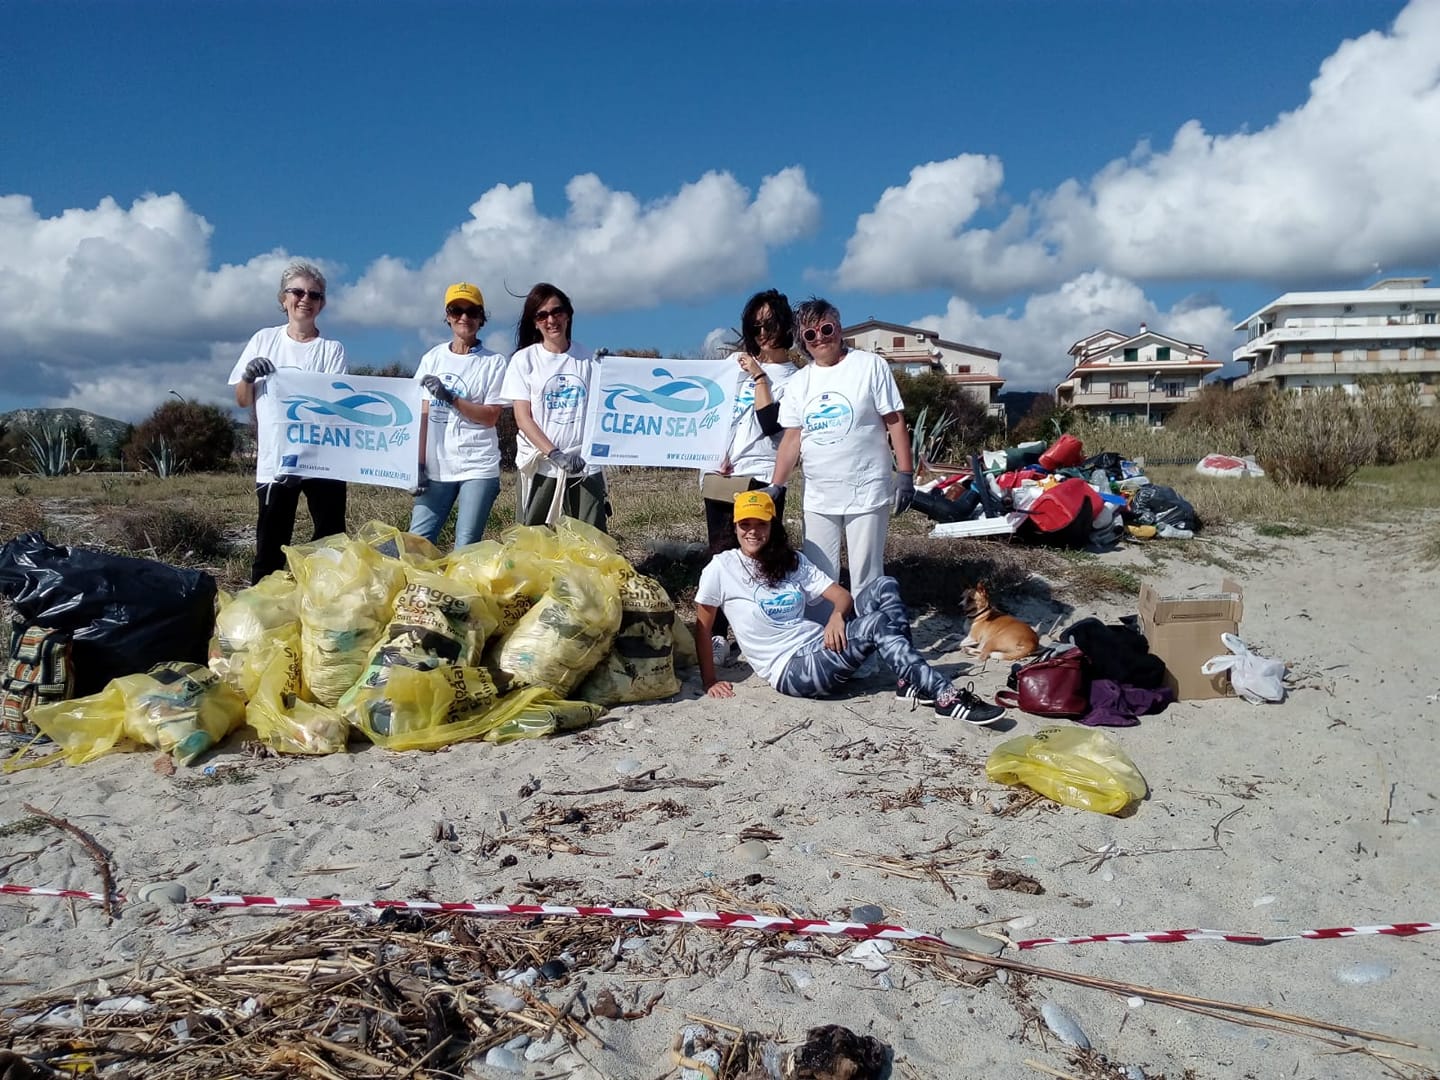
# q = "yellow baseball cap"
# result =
<box><xmin>733</xmin><ymin>490</ymin><xmax>776</xmax><ymax>522</ymax></box>
<box><xmin>444</xmin><ymin>282</ymin><xmax>485</xmax><ymax>309</ymax></box>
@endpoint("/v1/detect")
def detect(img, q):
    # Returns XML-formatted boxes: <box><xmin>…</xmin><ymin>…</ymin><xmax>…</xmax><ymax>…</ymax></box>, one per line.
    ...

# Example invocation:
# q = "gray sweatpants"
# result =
<box><xmin>775</xmin><ymin>577</ymin><xmax>949</xmax><ymax>700</ymax></box>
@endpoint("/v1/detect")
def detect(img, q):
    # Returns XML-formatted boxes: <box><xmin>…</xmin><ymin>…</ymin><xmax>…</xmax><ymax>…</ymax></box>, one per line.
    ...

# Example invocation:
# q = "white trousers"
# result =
<box><xmin>801</xmin><ymin>505</ymin><xmax>890</xmax><ymax>595</ymax></box>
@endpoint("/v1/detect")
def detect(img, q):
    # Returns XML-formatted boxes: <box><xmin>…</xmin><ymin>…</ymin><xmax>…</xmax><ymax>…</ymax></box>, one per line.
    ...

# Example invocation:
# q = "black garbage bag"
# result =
<box><xmin>1129</xmin><ymin>485</ymin><xmax>1199</xmax><ymax>532</ymax></box>
<box><xmin>910</xmin><ymin>487</ymin><xmax>981</xmax><ymax>523</ymax></box>
<box><xmin>0</xmin><ymin>532</ymin><xmax>217</xmax><ymax>696</ymax></box>
<box><xmin>1080</xmin><ymin>452</ymin><xmax>1126</xmax><ymax>480</ymax></box>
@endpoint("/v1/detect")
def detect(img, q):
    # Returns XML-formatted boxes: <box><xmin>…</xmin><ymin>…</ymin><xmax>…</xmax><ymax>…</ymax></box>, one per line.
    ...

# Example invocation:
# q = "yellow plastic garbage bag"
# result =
<box><xmin>246</xmin><ymin>633</ymin><xmax>349</xmax><ymax>755</ymax></box>
<box><xmin>340</xmin><ymin>663</ymin><xmax>501</xmax><ymax>751</ymax></box>
<box><xmin>374</xmin><ymin>568</ymin><xmax>498</xmax><ymax>669</ymax></box>
<box><xmin>31</xmin><ymin>663</ymin><xmax>246</xmax><ymax>766</ymax></box>
<box><xmin>209</xmin><ymin>573</ymin><xmax>301</xmax><ymax>700</ymax></box>
<box><xmin>496</xmin><ymin>565</ymin><xmax>622</xmax><ymax>697</ymax></box>
<box><xmin>575</xmin><ymin>571</ymin><xmax>680</xmax><ymax>705</ymax></box>
<box><xmin>443</xmin><ymin>531</ymin><xmax>555</xmax><ymax>635</ymax></box>
<box><xmin>985</xmin><ymin>726</ymin><xmax>1148</xmax><ymax>815</ymax></box>
<box><xmin>671</xmin><ymin>617</ymin><xmax>698</xmax><ymax>671</ymax></box>
<box><xmin>354</xmin><ymin>520</ymin><xmax>443</xmax><ymax>568</ymax></box>
<box><xmin>555</xmin><ymin>517</ymin><xmax>631</xmax><ymax>582</ymax></box>
<box><xmin>483</xmin><ymin>690</ymin><xmax>606</xmax><ymax>745</ymax></box>
<box><xmin>286</xmin><ymin>537</ymin><xmax>406</xmax><ymax>706</ymax></box>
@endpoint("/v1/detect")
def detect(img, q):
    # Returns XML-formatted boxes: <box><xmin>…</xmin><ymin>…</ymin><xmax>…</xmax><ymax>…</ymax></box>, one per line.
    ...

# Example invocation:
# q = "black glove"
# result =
<box><xmin>420</xmin><ymin>375</ymin><xmax>455</xmax><ymax>404</ymax></box>
<box><xmin>892</xmin><ymin>471</ymin><xmax>915</xmax><ymax>515</ymax></box>
<box><xmin>242</xmin><ymin>357</ymin><xmax>276</xmax><ymax>383</ymax></box>
<box><xmin>759</xmin><ymin>483</ymin><xmax>785</xmax><ymax>504</ymax></box>
<box><xmin>547</xmin><ymin>448</ymin><xmax>586</xmax><ymax>476</ymax></box>
<box><xmin>410</xmin><ymin>463</ymin><xmax>429</xmax><ymax>497</ymax></box>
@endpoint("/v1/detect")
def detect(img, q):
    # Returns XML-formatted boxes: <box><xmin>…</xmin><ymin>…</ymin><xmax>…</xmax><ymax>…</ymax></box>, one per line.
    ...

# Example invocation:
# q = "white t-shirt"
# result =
<box><xmin>414</xmin><ymin>342</ymin><xmax>508</xmax><ymax>481</ymax></box>
<box><xmin>724</xmin><ymin>355</ymin><xmax>799</xmax><ymax>480</ymax></box>
<box><xmin>228</xmin><ymin>325</ymin><xmax>348</xmax><ymax>483</ymax></box>
<box><xmin>777</xmin><ymin>349</ymin><xmax>904</xmax><ymax>514</ymax></box>
<box><xmin>695</xmin><ymin>550</ymin><xmax>833</xmax><ymax>688</ymax></box>
<box><xmin>499</xmin><ymin>341</ymin><xmax>601</xmax><ymax>478</ymax></box>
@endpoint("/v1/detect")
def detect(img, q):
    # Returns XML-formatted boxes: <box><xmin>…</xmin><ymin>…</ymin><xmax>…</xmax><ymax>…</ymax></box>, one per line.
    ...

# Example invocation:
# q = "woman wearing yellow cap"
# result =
<box><xmin>408</xmin><ymin>283</ymin><xmax>508</xmax><ymax>549</ymax></box>
<box><xmin>694</xmin><ymin>491</ymin><xmax>1004</xmax><ymax>726</ymax></box>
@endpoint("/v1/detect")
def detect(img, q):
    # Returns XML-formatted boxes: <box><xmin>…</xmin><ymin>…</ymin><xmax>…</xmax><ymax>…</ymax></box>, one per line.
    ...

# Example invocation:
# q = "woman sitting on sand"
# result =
<box><xmin>694</xmin><ymin>491</ymin><xmax>1004</xmax><ymax>726</ymax></box>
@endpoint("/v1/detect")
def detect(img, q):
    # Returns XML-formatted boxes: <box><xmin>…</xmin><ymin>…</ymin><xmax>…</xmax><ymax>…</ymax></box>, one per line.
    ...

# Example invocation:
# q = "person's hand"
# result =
<box><xmin>410</xmin><ymin>463</ymin><xmax>429</xmax><ymax>497</ymax></box>
<box><xmin>892</xmin><ymin>470</ymin><xmax>915</xmax><ymax>515</ymax></box>
<box><xmin>824</xmin><ymin>612</ymin><xmax>848</xmax><ymax>652</ymax></box>
<box><xmin>242</xmin><ymin>357</ymin><xmax>275</xmax><ymax>383</ymax></box>
<box><xmin>547</xmin><ymin>448</ymin><xmax>586</xmax><ymax>475</ymax></box>
<box><xmin>274</xmin><ymin>473</ymin><xmax>302</xmax><ymax>490</ymax></box>
<box><xmin>421</xmin><ymin>375</ymin><xmax>455</xmax><ymax>404</ymax></box>
<box><xmin>717</xmin><ymin>456</ymin><xmax>733</xmax><ymax>477</ymax></box>
<box><xmin>738</xmin><ymin>353</ymin><xmax>764</xmax><ymax>379</ymax></box>
<box><xmin>706</xmin><ymin>680</ymin><xmax>735</xmax><ymax>699</ymax></box>
<box><xmin>759</xmin><ymin>483</ymin><xmax>785</xmax><ymax>503</ymax></box>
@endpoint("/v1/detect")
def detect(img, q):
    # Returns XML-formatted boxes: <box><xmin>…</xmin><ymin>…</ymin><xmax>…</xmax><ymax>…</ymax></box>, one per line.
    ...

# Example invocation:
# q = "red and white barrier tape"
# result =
<box><xmin>3</xmin><ymin>884</ymin><xmax>1434</xmax><ymax>951</ymax></box>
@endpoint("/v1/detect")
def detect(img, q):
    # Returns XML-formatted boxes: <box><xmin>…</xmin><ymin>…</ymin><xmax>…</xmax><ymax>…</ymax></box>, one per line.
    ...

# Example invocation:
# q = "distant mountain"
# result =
<box><xmin>0</xmin><ymin>408</ymin><xmax>131</xmax><ymax>456</ymax></box>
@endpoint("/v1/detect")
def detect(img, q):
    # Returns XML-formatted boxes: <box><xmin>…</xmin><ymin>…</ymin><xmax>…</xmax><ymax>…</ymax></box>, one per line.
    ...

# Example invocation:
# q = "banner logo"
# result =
<box><xmin>282</xmin><ymin>382</ymin><xmax>414</xmax><ymax>427</ymax></box>
<box><xmin>602</xmin><ymin>368</ymin><xmax>724</xmax><ymax>414</ymax></box>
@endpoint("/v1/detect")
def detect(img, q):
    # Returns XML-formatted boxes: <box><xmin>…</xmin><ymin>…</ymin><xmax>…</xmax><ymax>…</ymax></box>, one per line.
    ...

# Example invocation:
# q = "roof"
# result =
<box><xmin>1063</xmin><ymin>358</ymin><xmax>1221</xmax><ymax>380</ymax></box>
<box><xmin>843</xmin><ymin>319</ymin><xmax>1001</xmax><ymax>360</ymax></box>
<box><xmin>1072</xmin><ymin>328</ymin><xmax>1207</xmax><ymax>358</ymax></box>
<box><xmin>1233</xmin><ymin>286</ymin><xmax>1440</xmax><ymax>330</ymax></box>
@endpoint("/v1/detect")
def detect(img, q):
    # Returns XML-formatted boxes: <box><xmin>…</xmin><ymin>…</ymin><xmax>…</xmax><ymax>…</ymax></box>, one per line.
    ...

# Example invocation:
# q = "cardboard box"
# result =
<box><xmin>1138</xmin><ymin>578</ymin><xmax>1244</xmax><ymax>700</ymax></box>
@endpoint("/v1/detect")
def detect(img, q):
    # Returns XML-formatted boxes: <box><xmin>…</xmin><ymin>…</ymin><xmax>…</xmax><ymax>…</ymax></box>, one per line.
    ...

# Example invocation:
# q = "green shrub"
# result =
<box><xmin>102</xmin><ymin>503</ymin><xmax>229</xmax><ymax>560</ymax></box>
<box><xmin>1256</xmin><ymin>391</ymin><xmax>1378</xmax><ymax>489</ymax></box>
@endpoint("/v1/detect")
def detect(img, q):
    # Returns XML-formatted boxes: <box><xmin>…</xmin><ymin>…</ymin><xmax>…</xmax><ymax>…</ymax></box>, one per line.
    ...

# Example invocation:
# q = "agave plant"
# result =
<box><xmin>144</xmin><ymin>435</ymin><xmax>187</xmax><ymax>479</ymax></box>
<box><xmin>14</xmin><ymin>425</ymin><xmax>83</xmax><ymax>477</ymax></box>
<box><xmin>909</xmin><ymin>406</ymin><xmax>959</xmax><ymax>472</ymax></box>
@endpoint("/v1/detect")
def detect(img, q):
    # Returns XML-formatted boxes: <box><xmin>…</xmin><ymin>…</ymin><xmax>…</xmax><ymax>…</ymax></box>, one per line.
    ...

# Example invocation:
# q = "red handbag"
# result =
<box><xmin>996</xmin><ymin>651</ymin><xmax>1090</xmax><ymax>718</ymax></box>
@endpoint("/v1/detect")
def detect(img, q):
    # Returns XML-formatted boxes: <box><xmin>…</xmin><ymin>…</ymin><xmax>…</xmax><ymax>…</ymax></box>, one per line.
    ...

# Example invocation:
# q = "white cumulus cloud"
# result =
<box><xmin>915</xmin><ymin>271</ymin><xmax>1236</xmax><ymax>391</ymax></box>
<box><xmin>342</xmin><ymin>167</ymin><xmax>821</xmax><ymax>326</ymax></box>
<box><xmin>838</xmin><ymin>0</ymin><xmax>1440</xmax><ymax>295</ymax></box>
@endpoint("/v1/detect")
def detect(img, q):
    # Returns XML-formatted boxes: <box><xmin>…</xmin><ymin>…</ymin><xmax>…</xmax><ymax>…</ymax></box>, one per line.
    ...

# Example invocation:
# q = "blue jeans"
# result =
<box><xmin>409</xmin><ymin>476</ymin><xmax>501</xmax><ymax>549</ymax></box>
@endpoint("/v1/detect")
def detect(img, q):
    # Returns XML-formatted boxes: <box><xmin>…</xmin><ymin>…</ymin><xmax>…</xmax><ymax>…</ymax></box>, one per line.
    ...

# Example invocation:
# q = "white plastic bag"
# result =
<box><xmin>1201</xmin><ymin>633</ymin><xmax>1286</xmax><ymax>704</ymax></box>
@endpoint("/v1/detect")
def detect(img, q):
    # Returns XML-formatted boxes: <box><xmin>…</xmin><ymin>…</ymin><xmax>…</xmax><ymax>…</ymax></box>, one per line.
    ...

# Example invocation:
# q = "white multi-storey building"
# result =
<box><xmin>841</xmin><ymin>319</ymin><xmax>1005</xmax><ymax>416</ymax></box>
<box><xmin>1054</xmin><ymin>325</ymin><xmax>1220</xmax><ymax>425</ymax></box>
<box><xmin>1232</xmin><ymin>278</ymin><xmax>1440</xmax><ymax>404</ymax></box>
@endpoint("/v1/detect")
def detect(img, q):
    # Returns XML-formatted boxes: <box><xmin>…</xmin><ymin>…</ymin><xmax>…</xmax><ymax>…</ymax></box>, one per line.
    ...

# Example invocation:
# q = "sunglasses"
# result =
<box><xmin>749</xmin><ymin>316</ymin><xmax>781</xmax><ymax>333</ymax></box>
<box><xmin>535</xmin><ymin>307</ymin><xmax>568</xmax><ymax>322</ymax></box>
<box><xmin>447</xmin><ymin>305</ymin><xmax>482</xmax><ymax>319</ymax></box>
<box><xmin>801</xmin><ymin>322</ymin><xmax>837</xmax><ymax>343</ymax></box>
<box><xmin>284</xmin><ymin>287</ymin><xmax>326</xmax><ymax>302</ymax></box>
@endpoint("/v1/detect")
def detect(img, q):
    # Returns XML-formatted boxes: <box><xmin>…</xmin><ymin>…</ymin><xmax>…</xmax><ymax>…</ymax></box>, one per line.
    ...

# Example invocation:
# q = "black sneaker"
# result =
<box><xmin>935</xmin><ymin>682</ymin><xmax>1006</xmax><ymax>727</ymax></box>
<box><xmin>895</xmin><ymin>679</ymin><xmax>935</xmax><ymax>710</ymax></box>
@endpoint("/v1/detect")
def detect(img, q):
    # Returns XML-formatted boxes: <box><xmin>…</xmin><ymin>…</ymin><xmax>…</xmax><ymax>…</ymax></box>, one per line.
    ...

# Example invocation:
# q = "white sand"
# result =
<box><xmin>3</xmin><ymin>523</ymin><xmax>1438</xmax><ymax>1079</ymax></box>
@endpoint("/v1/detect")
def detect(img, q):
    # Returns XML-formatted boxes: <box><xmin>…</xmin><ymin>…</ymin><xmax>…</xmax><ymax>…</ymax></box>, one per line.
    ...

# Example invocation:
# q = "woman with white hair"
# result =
<box><xmin>229</xmin><ymin>261</ymin><xmax>348</xmax><ymax>583</ymax></box>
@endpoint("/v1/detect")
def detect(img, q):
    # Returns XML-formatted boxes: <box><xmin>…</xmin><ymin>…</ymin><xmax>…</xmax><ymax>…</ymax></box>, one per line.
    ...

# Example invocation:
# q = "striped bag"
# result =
<box><xmin>1</xmin><ymin>624</ymin><xmax>74</xmax><ymax>737</ymax></box>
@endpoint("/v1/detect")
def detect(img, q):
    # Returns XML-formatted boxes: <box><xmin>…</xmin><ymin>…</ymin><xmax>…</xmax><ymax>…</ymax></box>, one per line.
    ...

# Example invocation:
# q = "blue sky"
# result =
<box><xmin>3</xmin><ymin>0</ymin><xmax>1436</xmax><ymax>419</ymax></box>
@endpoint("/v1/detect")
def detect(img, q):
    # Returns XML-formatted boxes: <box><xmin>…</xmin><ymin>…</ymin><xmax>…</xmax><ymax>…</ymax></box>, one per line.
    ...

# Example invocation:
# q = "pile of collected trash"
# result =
<box><xmin>911</xmin><ymin>435</ymin><xmax>1200</xmax><ymax>547</ymax></box>
<box><xmin>4</xmin><ymin>520</ymin><xmax>694</xmax><ymax>766</ymax></box>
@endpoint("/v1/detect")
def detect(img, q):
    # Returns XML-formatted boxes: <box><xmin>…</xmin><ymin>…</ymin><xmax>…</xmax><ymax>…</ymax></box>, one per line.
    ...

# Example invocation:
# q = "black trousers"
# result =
<box><xmin>252</xmin><ymin>479</ymin><xmax>348</xmax><ymax>583</ymax></box>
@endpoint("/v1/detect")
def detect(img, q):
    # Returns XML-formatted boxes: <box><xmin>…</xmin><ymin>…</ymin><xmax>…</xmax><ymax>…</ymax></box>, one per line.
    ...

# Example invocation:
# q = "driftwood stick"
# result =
<box><xmin>22</xmin><ymin>802</ymin><xmax>117</xmax><ymax>919</ymax></box>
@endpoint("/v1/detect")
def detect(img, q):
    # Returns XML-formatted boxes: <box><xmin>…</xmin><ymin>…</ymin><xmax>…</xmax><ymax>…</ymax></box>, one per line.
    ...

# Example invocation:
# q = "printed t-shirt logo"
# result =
<box><xmin>543</xmin><ymin>374</ymin><xmax>587</xmax><ymax>418</ymax></box>
<box><xmin>803</xmin><ymin>391</ymin><xmax>854</xmax><ymax>444</ymax></box>
<box><xmin>733</xmin><ymin>378</ymin><xmax>758</xmax><ymax>420</ymax></box>
<box><xmin>755</xmin><ymin>585</ymin><xmax>805</xmax><ymax>624</ymax></box>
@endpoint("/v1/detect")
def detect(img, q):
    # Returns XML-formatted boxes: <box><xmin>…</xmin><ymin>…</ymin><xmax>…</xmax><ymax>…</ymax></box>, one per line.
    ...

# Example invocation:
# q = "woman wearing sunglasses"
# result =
<box><xmin>767</xmin><ymin>297</ymin><xmax>914</xmax><ymax>598</ymax></box>
<box><xmin>407</xmin><ymin>283</ymin><xmax>508</xmax><ymax>550</ymax></box>
<box><xmin>500</xmin><ymin>283</ymin><xmax>608</xmax><ymax>530</ymax></box>
<box><xmin>699</xmin><ymin>289</ymin><xmax>800</xmax><ymax>667</ymax></box>
<box><xmin>229</xmin><ymin>261</ymin><xmax>348</xmax><ymax>584</ymax></box>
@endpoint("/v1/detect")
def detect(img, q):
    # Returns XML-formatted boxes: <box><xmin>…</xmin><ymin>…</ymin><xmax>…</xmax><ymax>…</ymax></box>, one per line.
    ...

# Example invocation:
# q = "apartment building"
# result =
<box><xmin>1232</xmin><ymin>278</ymin><xmax>1440</xmax><ymax>404</ymax></box>
<box><xmin>841</xmin><ymin>319</ymin><xmax>1004</xmax><ymax>415</ymax></box>
<box><xmin>1054</xmin><ymin>325</ymin><xmax>1220</xmax><ymax>425</ymax></box>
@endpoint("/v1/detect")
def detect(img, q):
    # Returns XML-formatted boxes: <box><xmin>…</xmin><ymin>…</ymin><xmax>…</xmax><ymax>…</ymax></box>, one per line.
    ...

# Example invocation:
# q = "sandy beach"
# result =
<box><xmin>3</xmin><ymin>521</ymin><xmax>1438</xmax><ymax>1079</ymax></box>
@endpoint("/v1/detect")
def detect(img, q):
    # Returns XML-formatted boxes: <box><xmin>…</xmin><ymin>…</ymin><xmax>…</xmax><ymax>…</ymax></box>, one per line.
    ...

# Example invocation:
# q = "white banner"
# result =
<box><xmin>262</xmin><ymin>370</ymin><xmax>422</xmax><ymax>489</ymax></box>
<box><xmin>583</xmin><ymin>356</ymin><xmax>737</xmax><ymax>469</ymax></box>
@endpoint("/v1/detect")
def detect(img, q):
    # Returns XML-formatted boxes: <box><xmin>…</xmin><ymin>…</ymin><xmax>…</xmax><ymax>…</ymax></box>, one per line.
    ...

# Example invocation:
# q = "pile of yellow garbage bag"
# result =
<box><xmin>29</xmin><ymin>519</ymin><xmax>686</xmax><ymax>763</ymax></box>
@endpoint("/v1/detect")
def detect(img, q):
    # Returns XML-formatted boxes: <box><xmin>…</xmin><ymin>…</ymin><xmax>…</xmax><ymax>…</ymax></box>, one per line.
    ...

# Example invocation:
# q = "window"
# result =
<box><xmin>1110</xmin><ymin>382</ymin><xmax>1130</xmax><ymax>399</ymax></box>
<box><xmin>1080</xmin><ymin>378</ymin><xmax>1091</xmax><ymax>394</ymax></box>
<box><xmin>1156</xmin><ymin>346</ymin><xmax>1170</xmax><ymax>363</ymax></box>
<box><xmin>1424</xmin><ymin>312</ymin><xmax>1437</xmax><ymax>324</ymax></box>
<box><xmin>1123</xmin><ymin>347</ymin><xmax>1138</xmax><ymax>362</ymax></box>
<box><xmin>893</xmin><ymin>336</ymin><xmax>906</xmax><ymax>348</ymax></box>
<box><xmin>953</xmin><ymin>364</ymin><xmax>971</xmax><ymax>374</ymax></box>
<box><xmin>1164</xmin><ymin>382</ymin><xmax>1184</xmax><ymax>398</ymax></box>
<box><xmin>843</xmin><ymin>337</ymin><xmax>857</xmax><ymax>347</ymax></box>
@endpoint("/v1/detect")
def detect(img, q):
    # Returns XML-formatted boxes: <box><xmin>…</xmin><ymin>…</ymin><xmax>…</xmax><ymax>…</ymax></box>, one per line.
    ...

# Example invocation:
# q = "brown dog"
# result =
<box><xmin>960</xmin><ymin>582</ymin><xmax>1040</xmax><ymax>661</ymax></box>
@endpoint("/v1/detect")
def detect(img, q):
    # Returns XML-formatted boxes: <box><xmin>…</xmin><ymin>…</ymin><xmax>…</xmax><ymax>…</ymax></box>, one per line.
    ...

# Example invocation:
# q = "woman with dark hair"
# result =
<box><xmin>699</xmin><ymin>288</ymin><xmax>799</xmax><ymax>666</ymax></box>
<box><xmin>229</xmin><ymin>261</ymin><xmax>348</xmax><ymax>583</ymax></box>
<box><xmin>499</xmin><ymin>283</ymin><xmax>607</xmax><ymax>530</ymax></box>
<box><xmin>408</xmin><ymin>282</ymin><xmax>507</xmax><ymax>550</ymax></box>
<box><xmin>695</xmin><ymin>491</ymin><xmax>1004</xmax><ymax>725</ymax></box>
<box><xmin>767</xmin><ymin>296</ymin><xmax>913</xmax><ymax>598</ymax></box>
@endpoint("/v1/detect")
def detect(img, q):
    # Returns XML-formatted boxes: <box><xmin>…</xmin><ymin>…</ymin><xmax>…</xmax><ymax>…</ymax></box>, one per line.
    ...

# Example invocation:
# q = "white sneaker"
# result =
<box><xmin>711</xmin><ymin>635</ymin><xmax>729</xmax><ymax>669</ymax></box>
